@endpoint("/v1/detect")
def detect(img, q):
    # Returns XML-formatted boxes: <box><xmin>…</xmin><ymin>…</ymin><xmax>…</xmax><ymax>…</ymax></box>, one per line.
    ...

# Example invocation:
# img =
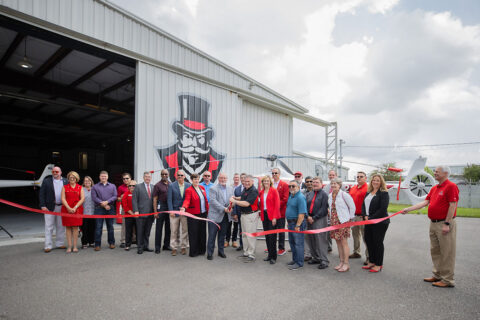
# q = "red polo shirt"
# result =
<box><xmin>349</xmin><ymin>183</ymin><xmax>368</xmax><ymax>216</ymax></box>
<box><xmin>426</xmin><ymin>179</ymin><xmax>459</xmax><ymax>220</ymax></box>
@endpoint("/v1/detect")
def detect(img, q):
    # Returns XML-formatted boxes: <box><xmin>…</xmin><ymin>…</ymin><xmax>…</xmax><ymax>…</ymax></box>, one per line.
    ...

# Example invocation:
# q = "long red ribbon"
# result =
<box><xmin>0</xmin><ymin>199</ymin><xmax>220</xmax><ymax>229</ymax></box>
<box><xmin>243</xmin><ymin>211</ymin><xmax>402</xmax><ymax>237</ymax></box>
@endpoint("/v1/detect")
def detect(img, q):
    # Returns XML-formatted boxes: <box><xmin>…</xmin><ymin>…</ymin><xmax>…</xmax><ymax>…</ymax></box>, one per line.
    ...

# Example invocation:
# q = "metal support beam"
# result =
<box><xmin>68</xmin><ymin>60</ymin><xmax>113</xmax><ymax>88</ymax></box>
<box><xmin>33</xmin><ymin>46</ymin><xmax>72</xmax><ymax>78</ymax></box>
<box><xmin>324</xmin><ymin>122</ymin><xmax>338</xmax><ymax>179</ymax></box>
<box><xmin>0</xmin><ymin>32</ymin><xmax>25</xmax><ymax>67</ymax></box>
<box><xmin>100</xmin><ymin>75</ymin><xmax>135</xmax><ymax>96</ymax></box>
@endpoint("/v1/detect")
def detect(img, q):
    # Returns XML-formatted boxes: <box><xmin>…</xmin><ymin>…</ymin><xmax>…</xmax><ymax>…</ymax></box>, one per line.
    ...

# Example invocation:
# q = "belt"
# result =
<box><xmin>55</xmin><ymin>203</ymin><xmax>62</xmax><ymax>206</ymax></box>
<box><xmin>431</xmin><ymin>217</ymin><xmax>455</xmax><ymax>223</ymax></box>
<box><xmin>287</xmin><ymin>219</ymin><xmax>297</xmax><ymax>223</ymax></box>
<box><xmin>242</xmin><ymin>210</ymin><xmax>259</xmax><ymax>215</ymax></box>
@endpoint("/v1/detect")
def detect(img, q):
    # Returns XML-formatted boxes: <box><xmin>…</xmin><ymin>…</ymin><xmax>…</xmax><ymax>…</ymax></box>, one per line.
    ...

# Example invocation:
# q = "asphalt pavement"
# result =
<box><xmin>0</xmin><ymin>214</ymin><xmax>479</xmax><ymax>320</ymax></box>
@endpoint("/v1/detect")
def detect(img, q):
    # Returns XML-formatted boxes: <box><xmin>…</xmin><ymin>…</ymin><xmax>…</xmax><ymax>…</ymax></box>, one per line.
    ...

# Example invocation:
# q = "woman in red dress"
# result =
<box><xmin>61</xmin><ymin>171</ymin><xmax>85</xmax><ymax>253</ymax></box>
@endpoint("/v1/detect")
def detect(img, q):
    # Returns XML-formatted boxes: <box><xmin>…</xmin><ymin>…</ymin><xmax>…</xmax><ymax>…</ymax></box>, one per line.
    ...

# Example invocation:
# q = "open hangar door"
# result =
<box><xmin>0</xmin><ymin>15</ymin><xmax>136</xmax><ymax>205</ymax></box>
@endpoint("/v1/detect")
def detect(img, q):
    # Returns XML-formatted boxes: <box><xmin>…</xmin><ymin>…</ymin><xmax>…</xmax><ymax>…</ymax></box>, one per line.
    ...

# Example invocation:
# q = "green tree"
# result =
<box><xmin>463</xmin><ymin>164</ymin><xmax>480</xmax><ymax>183</ymax></box>
<box><xmin>370</xmin><ymin>162</ymin><xmax>402</xmax><ymax>181</ymax></box>
<box><xmin>424</xmin><ymin>166</ymin><xmax>435</xmax><ymax>176</ymax></box>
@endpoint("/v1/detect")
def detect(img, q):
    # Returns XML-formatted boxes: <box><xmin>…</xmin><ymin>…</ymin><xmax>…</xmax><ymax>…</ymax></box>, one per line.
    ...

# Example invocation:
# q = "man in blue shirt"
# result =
<box><xmin>285</xmin><ymin>180</ymin><xmax>307</xmax><ymax>270</ymax></box>
<box><xmin>200</xmin><ymin>171</ymin><xmax>213</xmax><ymax>202</ymax></box>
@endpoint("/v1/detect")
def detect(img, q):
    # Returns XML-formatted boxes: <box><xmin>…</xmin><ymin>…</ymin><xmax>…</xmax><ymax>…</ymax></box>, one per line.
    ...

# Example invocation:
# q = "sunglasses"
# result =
<box><xmin>52</xmin><ymin>171</ymin><xmax>60</xmax><ymax>173</ymax></box>
<box><xmin>123</xmin><ymin>177</ymin><xmax>130</xmax><ymax>180</ymax></box>
<box><xmin>204</xmin><ymin>175</ymin><xmax>211</xmax><ymax>177</ymax></box>
<box><xmin>294</xmin><ymin>175</ymin><xmax>301</xmax><ymax>178</ymax></box>
<box><xmin>161</xmin><ymin>173</ymin><xmax>169</xmax><ymax>176</ymax></box>
<box><xmin>289</xmin><ymin>185</ymin><xmax>296</xmax><ymax>189</ymax></box>
<box><xmin>305</xmin><ymin>181</ymin><xmax>313</xmax><ymax>183</ymax></box>
<box><xmin>272</xmin><ymin>172</ymin><xmax>279</xmax><ymax>175</ymax></box>
<box><xmin>356</xmin><ymin>176</ymin><xmax>366</xmax><ymax>179</ymax></box>
<box><xmin>128</xmin><ymin>185</ymin><xmax>136</xmax><ymax>187</ymax></box>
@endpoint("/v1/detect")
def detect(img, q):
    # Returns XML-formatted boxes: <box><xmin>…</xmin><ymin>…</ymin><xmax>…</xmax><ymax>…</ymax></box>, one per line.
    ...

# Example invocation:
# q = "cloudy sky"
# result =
<box><xmin>112</xmin><ymin>0</ymin><xmax>480</xmax><ymax>177</ymax></box>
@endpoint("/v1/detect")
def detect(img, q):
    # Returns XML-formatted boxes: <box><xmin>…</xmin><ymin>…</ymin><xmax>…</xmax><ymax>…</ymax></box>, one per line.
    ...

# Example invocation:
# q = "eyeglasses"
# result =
<box><xmin>272</xmin><ymin>172</ymin><xmax>279</xmax><ymax>175</ymax></box>
<box><xmin>177</xmin><ymin>174</ymin><xmax>184</xmax><ymax>177</ymax></box>
<box><xmin>289</xmin><ymin>185</ymin><xmax>296</xmax><ymax>189</ymax></box>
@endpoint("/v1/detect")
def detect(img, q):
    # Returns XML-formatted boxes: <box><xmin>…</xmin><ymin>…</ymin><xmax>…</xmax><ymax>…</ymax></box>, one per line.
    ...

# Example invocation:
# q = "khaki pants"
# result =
<box><xmin>351</xmin><ymin>216</ymin><xmax>368</xmax><ymax>258</ymax></box>
<box><xmin>170</xmin><ymin>215</ymin><xmax>188</xmax><ymax>250</ymax></box>
<box><xmin>430</xmin><ymin>219</ymin><xmax>456</xmax><ymax>286</ymax></box>
<box><xmin>241</xmin><ymin>212</ymin><xmax>259</xmax><ymax>258</ymax></box>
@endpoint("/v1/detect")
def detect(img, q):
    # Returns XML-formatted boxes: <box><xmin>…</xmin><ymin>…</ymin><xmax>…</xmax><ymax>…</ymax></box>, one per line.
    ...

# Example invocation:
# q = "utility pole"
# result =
<box><xmin>339</xmin><ymin>139</ymin><xmax>345</xmax><ymax>180</ymax></box>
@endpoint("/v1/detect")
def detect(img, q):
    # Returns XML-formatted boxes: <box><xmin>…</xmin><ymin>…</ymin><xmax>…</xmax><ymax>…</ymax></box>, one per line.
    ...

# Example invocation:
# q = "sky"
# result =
<box><xmin>111</xmin><ymin>0</ymin><xmax>480</xmax><ymax>178</ymax></box>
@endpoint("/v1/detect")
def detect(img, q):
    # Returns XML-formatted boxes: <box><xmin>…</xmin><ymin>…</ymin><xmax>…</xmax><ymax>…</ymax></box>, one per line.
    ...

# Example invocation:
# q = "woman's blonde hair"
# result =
<box><xmin>67</xmin><ymin>171</ymin><xmax>80</xmax><ymax>182</ymax></box>
<box><xmin>83</xmin><ymin>176</ymin><xmax>94</xmax><ymax>187</ymax></box>
<box><xmin>368</xmin><ymin>174</ymin><xmax>388</xmax><ymax>193</ymax></box>
<box><xmin>261</xmin><ymin>175</ymin><xmax>273</xmax><ymax>188</ymax></box>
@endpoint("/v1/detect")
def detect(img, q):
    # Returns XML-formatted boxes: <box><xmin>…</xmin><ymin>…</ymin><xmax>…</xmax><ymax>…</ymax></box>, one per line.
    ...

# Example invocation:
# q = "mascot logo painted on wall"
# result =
<box><xmin>156</xmin><ymin>94</ymin><xmax>225</xmax><ymax>182</ymax></box>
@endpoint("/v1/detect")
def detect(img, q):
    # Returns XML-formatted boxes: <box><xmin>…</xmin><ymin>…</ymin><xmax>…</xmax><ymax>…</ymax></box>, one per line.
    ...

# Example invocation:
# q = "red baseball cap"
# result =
<box><xmin>294</xmin><ymin>171</ymin><xmax>302</xmax><ymax>176</ymax></box>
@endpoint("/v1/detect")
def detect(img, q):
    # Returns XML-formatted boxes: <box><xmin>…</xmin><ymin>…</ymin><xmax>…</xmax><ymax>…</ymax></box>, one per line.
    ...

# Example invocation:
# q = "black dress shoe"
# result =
<box><xmin>308</xmin><ymin>260</ymin><xmax>321</xmax><ymax>265</ymax></box>
<box><xmin>137</xmin><ymin>249</ymin><xmax>143</xmax><ymax>254</ymax></box>
<box><xmin>120</xmin><ymin>243</ymin><xmax>126</xmax><ymax>248</ymax></box>
<box><xmin>270</xmin><ymin>260</ymin><xmax>276</xmax><ymax>265</ymax></box>
<box><xmin>218</xmin><ymin>252</ymin><xmax>227</xmax><ymax>258</ymax></box>
<box><xmin>144</xmin><ymin>248</ymin><xmax>153</xmax><ymax>252</ymax></box>
<box><xmin>207</xmin><ymin>255</ymin><xmax>213</xmax><ymax>260</ymax></box>
<box><xmin>318</xmin><ymin>263</ymin><xmax>328</xmax><ymax>269</ymax></box>
<box><xmin>162</xmin><ymin>246</ymin><xmax>172</xmax><ymax>251</ymax></box>
<box><xmin>155</xmin><ymin>250</ymin><xmax>160</xmax><ymax>254</ymax></box>
<box><xmin>263</xmin><ymin>257</ymin><xmax>271</xmax><ymax>262</ymax></box>
<box><xmin>236</xmin><ymin>246</ymin><xmax>243</xmax><ymax>251</ymax></box>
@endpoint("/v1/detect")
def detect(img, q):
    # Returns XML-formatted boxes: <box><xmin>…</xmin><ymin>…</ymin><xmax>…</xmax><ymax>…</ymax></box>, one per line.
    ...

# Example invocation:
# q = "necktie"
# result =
<box><xmin>309</xmin><ymin>191</ymin><xmax>317</xmax><ymax>214</ymax></box>
<box><xmin>147</xmin><ymin>184</ymin><xmax>151</xmax><ymax>198</ymax></box>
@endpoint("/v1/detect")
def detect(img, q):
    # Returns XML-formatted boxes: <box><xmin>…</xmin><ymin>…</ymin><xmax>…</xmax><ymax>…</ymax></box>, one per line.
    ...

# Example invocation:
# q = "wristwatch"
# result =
<box><xmin>296</xmin><ymin>225</ymin><xmax>301</xmax><ymax>228</ymax></box>
<box><xmin>444</xmin><ymin>222</ymin><xmax>450</xmax><ymax>226</ymax></box>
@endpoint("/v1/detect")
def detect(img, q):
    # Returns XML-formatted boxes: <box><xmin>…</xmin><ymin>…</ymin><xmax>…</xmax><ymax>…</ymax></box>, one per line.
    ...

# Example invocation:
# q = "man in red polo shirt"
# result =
<box><xmin>403</xmin><ymin>165</ymin><xmax>459</xmax><ymax>288</ymax></box>
<box><xmin>348</xmin><ymin>171</ymin><xmax>369</xmax><ymax>261</ymax></box>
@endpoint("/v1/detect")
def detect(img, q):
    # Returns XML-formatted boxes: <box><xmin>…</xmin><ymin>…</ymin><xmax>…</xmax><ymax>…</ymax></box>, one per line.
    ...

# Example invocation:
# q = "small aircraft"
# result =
<box><xmin>0</xmin><ymin>164</ymin><xmax>54</xmax><ymax>188</ymax></box>
<box><xmin>253</xmin><ymin>155</ymin><xmax>435</xmax><ymax>205</ymax></box>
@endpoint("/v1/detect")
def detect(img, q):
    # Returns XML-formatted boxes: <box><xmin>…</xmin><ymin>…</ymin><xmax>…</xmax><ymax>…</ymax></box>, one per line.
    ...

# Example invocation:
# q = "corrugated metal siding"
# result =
<box><xmin>135</xmin><ymin>62</ymin><xmax>292</xmax><ymax>182</ymax></box>
<box><xmin>0</xmin><ymin>0</ymin><xmax>306</xmax><ymax>113</ymax></box>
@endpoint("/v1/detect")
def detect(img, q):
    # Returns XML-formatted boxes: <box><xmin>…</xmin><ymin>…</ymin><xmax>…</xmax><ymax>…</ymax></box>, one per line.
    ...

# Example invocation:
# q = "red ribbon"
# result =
<box><xmin>0</xmin><ymin>199</ymin><xmax>220</xmax><ymax>229</ymax></box>
<box><xmin>243</xmin><ymin>211</ymin><xmax>402</xmax><ymax>237</ymax></box>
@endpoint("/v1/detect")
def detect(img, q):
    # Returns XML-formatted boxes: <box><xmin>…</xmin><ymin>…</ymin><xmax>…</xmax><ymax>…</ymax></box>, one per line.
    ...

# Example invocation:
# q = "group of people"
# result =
<box><xmin>39</xmin><ymin>164</ymin><xmax>458</xmax><ymax>286</ymax></box>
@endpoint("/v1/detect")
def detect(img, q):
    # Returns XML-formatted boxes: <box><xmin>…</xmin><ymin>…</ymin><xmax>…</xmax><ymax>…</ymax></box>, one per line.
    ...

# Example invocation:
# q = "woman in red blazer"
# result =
<box><xmin>181</xmin><ymin>173</ymin><xmax>209</xmax><ymax>257</ymax></box>
<box><xmin>259</xmin><ymin>176</ymin><xmax>281</xmax><ymax>264</ymax></box>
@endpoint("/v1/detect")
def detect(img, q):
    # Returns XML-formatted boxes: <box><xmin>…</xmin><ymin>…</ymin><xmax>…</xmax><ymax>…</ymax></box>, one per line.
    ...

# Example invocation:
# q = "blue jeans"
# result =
<box><xmin>207</xmin><ymin>213</ymin><xmax>229</xmax><ymax>256</ymax></box>
<box><xmin>94</xmin><ymin>206</ymin><xmax>115</xmax><ymax>247</ymax></box>
<box><xmin>288</xmin><ymin>220</ymin><xmax>306</xmax><ymax>266</ymax></box>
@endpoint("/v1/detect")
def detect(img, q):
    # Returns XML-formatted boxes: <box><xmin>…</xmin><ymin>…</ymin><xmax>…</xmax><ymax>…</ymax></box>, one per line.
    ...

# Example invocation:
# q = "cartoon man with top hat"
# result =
<box><xmin>157</xmin><ymin>94</ymin><xmax>225</xmax><ymax>183</ymax></box>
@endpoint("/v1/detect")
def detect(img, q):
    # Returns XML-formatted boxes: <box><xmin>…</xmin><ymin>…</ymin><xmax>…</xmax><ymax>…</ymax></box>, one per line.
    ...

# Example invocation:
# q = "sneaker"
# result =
<box><xmin>244</xmin><ymin>257</ymin><xmax>255</xmax><ymax>263</ymax></box>
<box><xmin>286</xmin><ymin>260</ymin><xmax>296</xmax><ymax>266</ymax></box>
<box><xmin>120</xmin><ymin>243</ymin><xmax>126</xmax><ymax>248</ymax></box>
<box><xmin>288</xmin><ymin>263</ymin><xmax>303</xmax><ymax>270</ymax></box>
<box><xmin>264</xmin><ymin>249</ymin><xmax>268</xmax><ymax>253</ymax></box>
<box><xmin>278</xmin><ymin>249</ymin><xmax>286</xmax><ymax>256</ymax></box>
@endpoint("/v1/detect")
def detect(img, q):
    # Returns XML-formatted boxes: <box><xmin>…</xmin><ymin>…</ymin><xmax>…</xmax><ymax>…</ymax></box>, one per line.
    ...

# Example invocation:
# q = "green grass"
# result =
<box><xmin>388</xmin><ymin>203</ymin><xmax>480</xmax><ymax>218</ymax></box>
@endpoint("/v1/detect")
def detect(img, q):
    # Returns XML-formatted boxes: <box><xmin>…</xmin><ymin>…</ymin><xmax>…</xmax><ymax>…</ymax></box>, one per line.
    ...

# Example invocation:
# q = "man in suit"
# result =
<box><xmin>167</xmin><ymin>170</ymin><xmax>191</xmax><ymax>256</ymax></box>
<box><xmin>39</xmin><ymin>165</ymin><xmax>67</xmax><ymax>252</ymax></box>
<box><xmin>272</xmin><ymin>168</ymin><xmax>289</xmax><ymax>256</ymax></box>
<box><xmin>207</xmin><ymin>172</ymin><xmax>234</xmax><ymax>260</ymax></box>
<box><xmin>231</xmin><ymin>173</ymin><xmax>246</xmax><ymax>252</ymax></box>
<box><xmin>132</xmin><ymin>171</ymin><xmax>155</xmax><ymax>254</ymax></box>
<box><xmin>153</xmin><ymin>169</ymin><xmax>172</xmax><ymax>253</ymax></box>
